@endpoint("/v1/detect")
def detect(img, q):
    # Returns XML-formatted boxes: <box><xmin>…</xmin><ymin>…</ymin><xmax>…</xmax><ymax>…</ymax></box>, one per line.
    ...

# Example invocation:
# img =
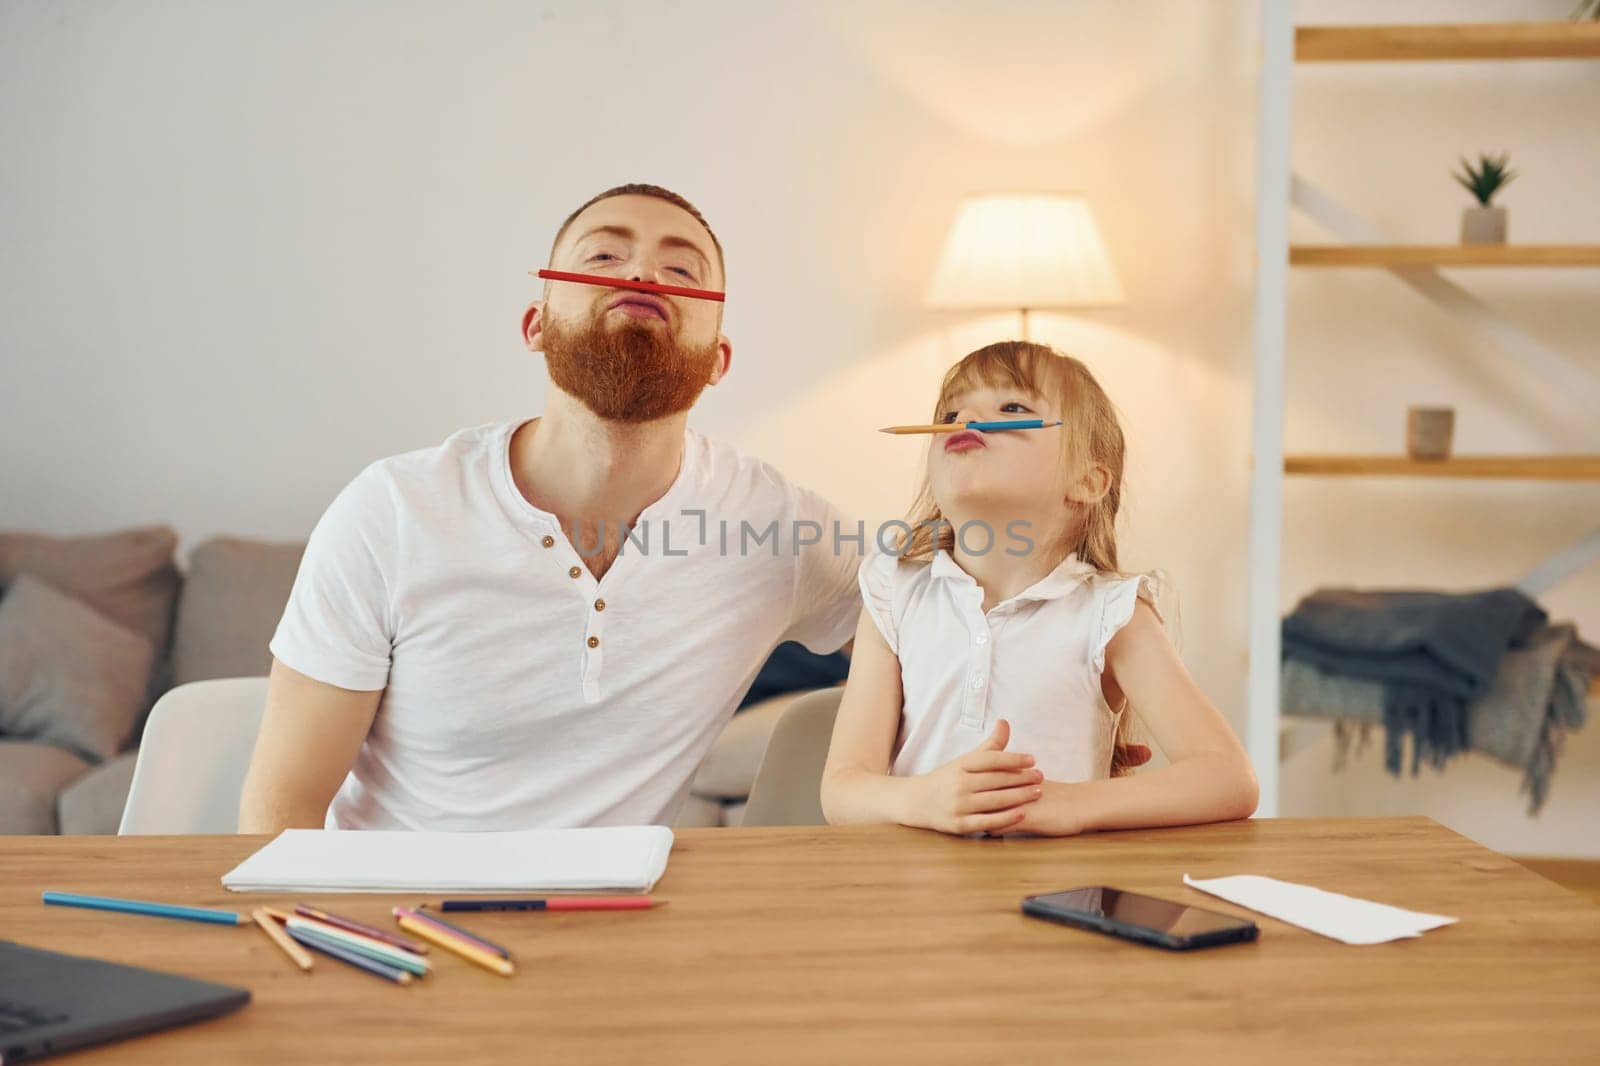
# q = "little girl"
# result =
<box><xmin>820</xmin><ymin>341</ymin><xmax>1257</xmax><ymax>837</ymax></box>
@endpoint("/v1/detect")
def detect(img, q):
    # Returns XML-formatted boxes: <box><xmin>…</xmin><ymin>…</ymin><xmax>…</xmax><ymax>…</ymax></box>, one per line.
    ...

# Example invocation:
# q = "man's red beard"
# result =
<box><xmin>541</xmin><ymin>307</ymin><xmax>719</xmax><ymax>423</ymax></box>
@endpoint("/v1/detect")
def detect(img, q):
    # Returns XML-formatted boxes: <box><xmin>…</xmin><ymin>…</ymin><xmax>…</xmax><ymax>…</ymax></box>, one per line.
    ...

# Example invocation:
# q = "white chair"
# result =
<box><xmin>742</xmin><ymin>687</ymin><xmax>845</xmax><ymax>827</ymax></box>
<box><xmin>118</xmin><ymin>676</ymin><xmax>270</xmax><ymax>834</ymax></box>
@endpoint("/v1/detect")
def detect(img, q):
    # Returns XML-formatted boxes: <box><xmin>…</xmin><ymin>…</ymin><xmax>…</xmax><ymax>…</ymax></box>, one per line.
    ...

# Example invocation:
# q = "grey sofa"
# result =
<box><xmin>0</xmin><ymin>527</ymin><xmax>814</xmax><ymax>834</ymax></box>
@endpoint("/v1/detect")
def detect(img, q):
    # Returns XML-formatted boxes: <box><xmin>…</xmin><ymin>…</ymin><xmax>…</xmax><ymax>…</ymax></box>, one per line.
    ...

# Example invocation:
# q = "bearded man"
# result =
<box><xmin>239</xmin><ymin>185</ymin><xmax>862</xmax><ymax>832</ymax></box>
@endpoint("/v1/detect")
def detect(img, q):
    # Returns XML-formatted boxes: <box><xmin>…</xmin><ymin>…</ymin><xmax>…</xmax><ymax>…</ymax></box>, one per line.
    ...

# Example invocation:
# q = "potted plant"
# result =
<box><xmin>1454</xmin><ymin>152</ymin><xmax>1516</xmax><ymax>245</ymax></box>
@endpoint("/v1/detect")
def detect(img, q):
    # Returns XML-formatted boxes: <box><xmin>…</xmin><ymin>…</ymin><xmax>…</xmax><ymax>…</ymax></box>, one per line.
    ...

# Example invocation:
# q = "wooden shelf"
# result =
<box><xmin>1285</xmin><ymin>455</ymin><xmax>1600</xmax><ymax>480</ymax></box>
<box><xmin>1291</xmin><ymin>245</ymin><xmax>1600</xmax><ymax>268</ymax></box>
<box><xmin>1296</xmin><ymin>22</ymin><xmax>1600</xmax><ymax>62</ymax></box>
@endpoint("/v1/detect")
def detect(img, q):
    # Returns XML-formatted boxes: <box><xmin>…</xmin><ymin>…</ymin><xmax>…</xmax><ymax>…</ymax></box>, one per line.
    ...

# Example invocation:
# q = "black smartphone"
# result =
<box><xmin>1022</xmin><ymin>886</ymin><xmax>1258</xmax><ymax>951</ymax></box>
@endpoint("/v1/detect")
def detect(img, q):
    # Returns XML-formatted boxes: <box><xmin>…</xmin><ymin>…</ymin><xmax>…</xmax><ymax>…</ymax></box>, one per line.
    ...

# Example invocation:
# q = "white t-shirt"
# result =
<box><xmin>269</xmin><ymin>420</ymin><xmax>862</xmax><ymax>830</ymax></box>
<box><xmin>857</xmin><ymin>548</ymin><xmax>1159</xmax><ymax>783</ymax></box>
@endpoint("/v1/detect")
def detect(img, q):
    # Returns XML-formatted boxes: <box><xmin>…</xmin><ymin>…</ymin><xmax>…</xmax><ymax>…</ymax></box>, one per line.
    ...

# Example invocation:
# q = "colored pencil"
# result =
<box><xmin>284</xmin><ymin>917</ymin><xmax>430</xmax><ymax>976</ymax></box>
<box><xmin>286</xmin><ymin>925</ymin><xmax>413</xmax><ymax>985</ymax></box>
<box><xmin>42</xmin><ymin>891</ymin><xmax>243</xmax><ymax>927</ymax></box>
<box><xmin>438</xmin><ymin>897</ymin><xmax>661</xmax><ymax>913</ymax></box>
<box><xmin>252</xmin><ymin>908</ymin><xmax>313</xmax><ymax>971</ymax></box>
<box><xmin>411</xmin><ymin>907</ymin><xmax>511</xmax><ymax>958</ymax></box>
<box><xmin>879</xmin><ymin>419</ymin><xmax>1065</xmax><ymax>435</ymax></box>
<box><xmin>394</xmin><ymin>909</ymin><xmax>515</xmax><ymax>978</ymax></box>
<box><xmin>294</xmin><ymin>904</ymin><xmax>428</xmax><ymax>955</ymax></box>
<box><xmin>533</xmin><ymin>268</ymin><xmax>726</xmax><ymax>303</ymax></box>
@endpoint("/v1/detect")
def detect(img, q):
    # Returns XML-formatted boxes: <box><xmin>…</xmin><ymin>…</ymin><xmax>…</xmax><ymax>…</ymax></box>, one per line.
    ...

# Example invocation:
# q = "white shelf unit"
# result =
<box><xmin>1244</xmin><ymin>9</ymin><xmax>1600</xmax><ymax>815</ymax></box>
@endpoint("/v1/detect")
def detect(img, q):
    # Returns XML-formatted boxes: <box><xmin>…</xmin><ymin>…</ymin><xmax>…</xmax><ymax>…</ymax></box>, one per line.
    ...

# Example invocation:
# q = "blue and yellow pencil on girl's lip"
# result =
<box><xmin>879</xmin><ymin>418</ymin><xmax>1064</xmax><ymax>435</ymax></box>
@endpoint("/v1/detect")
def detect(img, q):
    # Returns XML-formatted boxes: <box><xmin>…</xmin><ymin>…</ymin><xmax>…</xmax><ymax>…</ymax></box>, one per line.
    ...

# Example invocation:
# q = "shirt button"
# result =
<box><xmin>594</xmin><ymin>598</ymin><xmax>606</xmax><ymax>612</ymax></box>
<box><xmin>972</xmin><ymin>676</ymin><xmax>985</xmax><ymax>690</ymax></box>
<box><xmin>587</xmin><ymin>636</ymin><xmax>600</xmax><ymax>649</ymax></box>
<box><xmin>975</xmin><ymin>632</ymin><xmax>989</xmax><ymax>645</ymax></box>
<box><xmin>568</xmin><ymin>566</ymin><xmax>581</xmax><ymax>579</ymax></box>
<box><xmin>541</xmin><ymin>535</ymin><xmax>555</xmax><ymax>548</ymax></box>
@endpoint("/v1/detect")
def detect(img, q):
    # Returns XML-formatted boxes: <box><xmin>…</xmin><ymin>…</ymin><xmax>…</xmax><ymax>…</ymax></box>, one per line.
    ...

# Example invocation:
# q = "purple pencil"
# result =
<box><xmin>406</xmin><ymin>906</ymin><xmax>513</xmax><ymax>960</ymax></box>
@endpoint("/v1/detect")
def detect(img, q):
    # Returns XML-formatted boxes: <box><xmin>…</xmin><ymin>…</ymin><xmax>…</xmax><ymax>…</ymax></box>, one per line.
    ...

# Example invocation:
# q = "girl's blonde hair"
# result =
<box><xmin>896</xmin><ymin>340</ymin><xmax>1142</xmax><ymax>776</ymax></box>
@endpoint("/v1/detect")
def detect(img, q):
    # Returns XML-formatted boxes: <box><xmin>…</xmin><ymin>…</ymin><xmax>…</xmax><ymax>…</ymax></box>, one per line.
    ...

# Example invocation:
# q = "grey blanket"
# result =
<box><xmin>1282</xmin><ymin>587</ymin><xmax>1548</xmax><ymax>777</ymax></box>
<box><xmin>1282</xmin><ymin>622</ymin><xmax>1598</xmax><ymax>813</ymax></box>
<box><xmin>1282</xmin><ymin>587</ymin><xmax>1546</xmax><ymax>698</ymax></box>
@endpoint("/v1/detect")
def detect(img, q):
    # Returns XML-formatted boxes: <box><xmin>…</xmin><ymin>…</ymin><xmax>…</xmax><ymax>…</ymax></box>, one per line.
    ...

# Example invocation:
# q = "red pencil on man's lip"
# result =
<box><xmin>534</xmin><ymin>268</ymin><xmax>725</xmax><ymax>303</ymax></box>
<box><xmin>436</xmin><ymin>897</ymin><xmax>662</xmax><ymax>913</ymax></box>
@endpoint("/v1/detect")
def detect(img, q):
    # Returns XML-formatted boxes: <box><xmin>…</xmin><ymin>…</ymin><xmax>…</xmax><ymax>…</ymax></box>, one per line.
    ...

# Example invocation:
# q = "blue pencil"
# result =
<box><xmin>286</xmin><ymin>925</ymin><xmax>414</xmax><ymax>985</ymax></box>
<box><xmin>879</xmin><ymin>418</ymin><xmax>1064</xmax><ymax>435</ymax></box>
<box><xmin>42</xmin><ymin>891</ymin><xmax>243</xmax><ymax>927</ymax></box>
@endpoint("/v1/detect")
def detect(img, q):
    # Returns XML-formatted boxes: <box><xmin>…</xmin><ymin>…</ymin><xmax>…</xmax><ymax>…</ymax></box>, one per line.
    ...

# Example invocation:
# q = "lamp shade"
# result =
<box><xmin>925</xmin><ymin>194</ymin><xmax>1125</xmax><ymax>310</ymax></box>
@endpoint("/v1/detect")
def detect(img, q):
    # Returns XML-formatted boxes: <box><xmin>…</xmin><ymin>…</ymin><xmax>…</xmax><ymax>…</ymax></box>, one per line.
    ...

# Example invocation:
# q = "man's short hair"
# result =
<box><xmin>548</xmin><ymin>183</ymin><xmax>725</xmax><ymax>279</ymax></box>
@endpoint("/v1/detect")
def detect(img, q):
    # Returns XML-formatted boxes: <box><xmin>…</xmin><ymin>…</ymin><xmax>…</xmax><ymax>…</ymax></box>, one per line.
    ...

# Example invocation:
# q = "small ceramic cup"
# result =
<box><xmin>1406</xmin><ymin>406</ymin><xmax>1456</xmax><ymax>460</ymax></box>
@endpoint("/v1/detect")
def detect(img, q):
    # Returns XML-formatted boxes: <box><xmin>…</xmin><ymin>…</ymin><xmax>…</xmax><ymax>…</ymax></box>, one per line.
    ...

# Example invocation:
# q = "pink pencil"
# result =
<box><xmin>294</xmin><ymin>904</ymin><xmax>428</xmax><ymax>955</ymax></box>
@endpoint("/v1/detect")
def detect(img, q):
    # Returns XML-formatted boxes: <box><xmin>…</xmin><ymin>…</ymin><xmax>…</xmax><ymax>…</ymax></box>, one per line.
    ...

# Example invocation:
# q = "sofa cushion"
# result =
<box><xmin>0</xmin><ymin>576</ymin><xmax>155</xmax><ymax>762</ymax></box>
<box><xmin>56</xmin><ymin>750</ymin><xmax>138</xmax><ymax>835</ymax></box>
<box><xmin>673</xmin><ymin>792</ymin><xmax>726</xmax><ymax>829</ymax></box>
<box><xmin>0</xmin><ymin>741</ymin><xmax>92</xmax><ymax>834</ymax></box>
<box><xmin>690</xmin><ymin>690</ymin><xmax>817</xmax><ymax>801</ymax></box>
<box><xmin>0</xmin><ymin>526</ymin><xmax>180</xmax><ymax>655</ymax></box>
<box><xmin>738</xmin><ymin>641</ymin><xmax>851</xmax><ymax>709</ymax></box>
<box><xmin>171</xmin><ymin>537</ymin><xmax>305</xmax><ymax>686</ymax></box>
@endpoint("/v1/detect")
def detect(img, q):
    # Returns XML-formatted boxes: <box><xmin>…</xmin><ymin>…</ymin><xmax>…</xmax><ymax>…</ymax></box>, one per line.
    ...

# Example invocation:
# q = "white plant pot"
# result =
<box><xmin>1461</xmin><ymin>206</ymin><xmax>1507</xmax><ymax>245</ymax></box>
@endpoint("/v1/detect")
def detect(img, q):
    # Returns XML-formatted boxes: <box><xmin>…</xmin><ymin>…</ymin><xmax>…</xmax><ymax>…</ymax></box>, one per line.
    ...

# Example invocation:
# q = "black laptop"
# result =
<box><xmin>0</xmin><ymin>940</ymin><xmax>249</xmax><ymax>1063</ymax></box>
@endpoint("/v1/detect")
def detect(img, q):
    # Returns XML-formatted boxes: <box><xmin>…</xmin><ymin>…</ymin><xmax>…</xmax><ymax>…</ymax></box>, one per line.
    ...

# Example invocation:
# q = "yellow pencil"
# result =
<box><xmin>394</xmin><ymin>910</ymin><xmax>516</xmax><ymax>977</ymax></box>
<box><xmin>879</xmin><ymin>423</ymin><xmax>966</xmax><ymax>434</ymax></box>
<box><xmin>252</xmin><ymin>908</ymin><xmax>313</xmax><ymax>971</ymax></box>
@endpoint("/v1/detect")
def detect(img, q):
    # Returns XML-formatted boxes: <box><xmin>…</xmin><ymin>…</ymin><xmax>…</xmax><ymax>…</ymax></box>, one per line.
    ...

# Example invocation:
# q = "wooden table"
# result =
<box><xmin>3</xmin><ymin>818</ymin><xmax>1597</xmax><ymax>1065</ymax></box>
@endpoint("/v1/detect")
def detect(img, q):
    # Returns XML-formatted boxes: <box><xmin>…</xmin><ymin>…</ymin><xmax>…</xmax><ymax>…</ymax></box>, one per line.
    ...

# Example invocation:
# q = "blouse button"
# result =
<box><xmin>975</xmin><ymin>632</ymin><xmax>989</xmax><ymax>645</ymax></box>
<box><xmin>541</xmin><ymin>535</ymin><xmax>555</xmax><ymax>548</ymax></box>
<box><xmin>971</xmin><ymin>676</ymin><xmax>985</xmax><ymax>690</ymax></box>
<box><xmin>587</xmin><ymin>636</ymin><xmax>601</xmax><ymax>649</ymax></box>
<box><xmin>568</xmin><ymin>566</ymin><xmax>582</xmax><ymax>579</ymax></box>
<box><xmin>594</xmin><ymin>598</ymin><xmax>606</xmax><ymax>612</ymax></box>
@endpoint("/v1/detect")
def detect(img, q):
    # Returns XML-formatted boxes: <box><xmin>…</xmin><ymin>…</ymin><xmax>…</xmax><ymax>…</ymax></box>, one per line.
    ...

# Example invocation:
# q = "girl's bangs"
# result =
<box><xmin>934</xmin><ymin>344</ymin><xmax>1062</xmax><ymax>414</ymax></box>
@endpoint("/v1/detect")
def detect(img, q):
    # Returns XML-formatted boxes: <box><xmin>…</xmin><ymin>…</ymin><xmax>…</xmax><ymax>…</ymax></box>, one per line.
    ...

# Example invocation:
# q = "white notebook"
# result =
<box><xmin>221</xmin><ymin>826</ymin><xmax>675</xmax><ymax>894</ymax></box>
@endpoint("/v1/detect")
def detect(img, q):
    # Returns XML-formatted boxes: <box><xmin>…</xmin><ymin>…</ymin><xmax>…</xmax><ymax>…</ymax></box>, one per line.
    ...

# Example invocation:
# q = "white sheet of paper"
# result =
<box><xmin>1183</xmin><ymin>873</ymin><xmax>1457</xmax><ymax>945</ymax></box>
<box><xmin>221</xmin><ymin>825</ymin><xmax>674</xmax><ymax>894</ymax></box>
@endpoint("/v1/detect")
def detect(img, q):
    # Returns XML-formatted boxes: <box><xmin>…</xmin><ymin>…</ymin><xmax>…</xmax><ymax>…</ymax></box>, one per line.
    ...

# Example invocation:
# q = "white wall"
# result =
<box><xmin>2</xmin><ymin>1</ymin><xmax>1593</xmax><ymax>855</ymax></box>
<box><xmin>0</xmin><ymin>0</ymin><xmax>1260</xmax><ymax>732</ymax></box>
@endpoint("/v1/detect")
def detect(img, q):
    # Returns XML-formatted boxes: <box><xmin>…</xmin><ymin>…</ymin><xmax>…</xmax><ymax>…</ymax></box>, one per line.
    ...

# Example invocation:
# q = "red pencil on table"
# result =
<box><xmin>436</xmin><ymin>897</ymin><xmax>662</xmax><ymax>913</ymax></box>
<box><xmin>533</xmin><ymin>268</ymin><xmax>726</xmax><ymax>303</ymax></box>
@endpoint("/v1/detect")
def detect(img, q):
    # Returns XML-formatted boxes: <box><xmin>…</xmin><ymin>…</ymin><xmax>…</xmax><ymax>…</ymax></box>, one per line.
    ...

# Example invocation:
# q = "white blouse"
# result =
<box><xmin>858</xmin><ymin>548</ymin><xmax>1160</xmax><ymax>784</ymax></box>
